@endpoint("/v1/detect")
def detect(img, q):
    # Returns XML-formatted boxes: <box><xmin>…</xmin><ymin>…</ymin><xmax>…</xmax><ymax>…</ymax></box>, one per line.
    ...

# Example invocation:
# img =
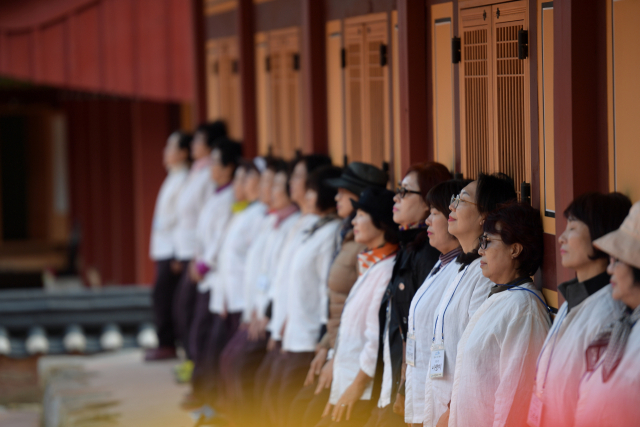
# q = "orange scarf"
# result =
<box><xmin>357</xmin><ymin>242</ymin><xmax>398</xmax><ymax>275</ymax></box>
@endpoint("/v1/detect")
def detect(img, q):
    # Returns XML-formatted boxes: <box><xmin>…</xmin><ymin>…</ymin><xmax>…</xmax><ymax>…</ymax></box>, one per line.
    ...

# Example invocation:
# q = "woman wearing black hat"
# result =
<box><xmin>315</xmin><ymin>187</ymin><xmax>399</xmax><ymax>427</ymax></box>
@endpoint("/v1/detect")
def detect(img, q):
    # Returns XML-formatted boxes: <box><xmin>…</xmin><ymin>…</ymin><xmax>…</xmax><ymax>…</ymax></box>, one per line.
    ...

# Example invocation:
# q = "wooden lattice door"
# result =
<box><xmin>344</xmin><ymin>15</ymin><xmax>390</xmax><ymax>169</ymax></box>
<box><xmin>268</xmin><ymin>28</ymin><xmax>301</xmax><ymax>158</ymax></box>
<box><xmin>459</xmin><ymin>1</ymin><xmax>530</xmax><ymax>197</ymax></box>
<box><xmin>206</xmin><ymin>37</ymin><xmax>242</xmax><ymax>139</ymax></box>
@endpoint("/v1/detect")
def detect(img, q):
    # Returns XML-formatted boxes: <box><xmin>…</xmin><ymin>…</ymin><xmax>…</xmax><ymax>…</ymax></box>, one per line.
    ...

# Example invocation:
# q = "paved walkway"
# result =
<box><xmin>39</xmin><ymin>350</ymin><xmax>193</xmax><ymax>427</ymax></box>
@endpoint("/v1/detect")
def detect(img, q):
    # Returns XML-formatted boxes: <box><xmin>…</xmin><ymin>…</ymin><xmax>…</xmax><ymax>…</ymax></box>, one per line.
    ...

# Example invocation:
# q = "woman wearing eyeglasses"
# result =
<box><xmin>364</xmin><ymin>162</ymin><xmax>451</xmax><ymax>427</ymax></box>
<box><xmin>528</xmin><ymin>192</ymin><xmax>631</xmax><ymax>427</ymax></box>
<box><xmin>403</xmin><ymin>179</ymin><xmax>469</xmax><ymax>426</ymax></box>
<box><xmin>447</xmin><ymin>201</ymin><xmax>550</xmax><ymax>427</ymax></box>
<box><xmin>423</xmin><ymin>173</ymin><xmax>516</xmax><ymax>427</ymax></box>
<box><xmin>573</xmin><ymin>201</ymin><xmax>640</xmax><ymax>427</ymax></box>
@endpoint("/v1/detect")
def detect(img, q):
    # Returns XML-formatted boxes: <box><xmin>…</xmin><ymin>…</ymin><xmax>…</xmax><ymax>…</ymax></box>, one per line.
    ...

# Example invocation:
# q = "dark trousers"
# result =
<box><xmin>264</xmin><ymin>351</ymin><xmax>314</xmax><ymax>427</ymax></box>
<box><xmin>315</xmin><ymin>399</ymin><xmax>375</xmax><ymax>427</ymax></box>
<box><xmin>152</xmin><ymin>259</ymin><xmax>183</xmax><ymax>348</ymax></box>
<box><xmin>200</xmin><ymin>311</ymin><xmax>242</xmax><ymax>406</ymax></box>
<box><xmin>362</xmin><ymin>405</ymin><xmax>405</xmax><ymax>427</ymax></box>
<box><xmin>219</xmin><ymin>327</ymin><xmax>269</xmax><ymax>424</ymax></box>
<box><xmin>255</xmin><ymin>341</ymin><xmax>282</xmax><ymax>426</ymax></box>
<box><xmin>190</xmin><ymin>290</ymin><xmax>215</xmax><ymax>398</ymax></box>
<box><xmin>289</xmin><ymin>383</ymin><xmax>330</xmax><ymax>427</ymax></box>
<box><xmin>172</xmin><ymin>262</ymin><xmax>196</xmax><ymax>357</ymax></box>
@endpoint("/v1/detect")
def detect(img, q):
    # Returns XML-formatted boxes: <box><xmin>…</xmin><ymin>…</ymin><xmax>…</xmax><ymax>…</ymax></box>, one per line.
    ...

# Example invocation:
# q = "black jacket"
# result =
<box><xmin>371</xmin><ymin>228</ymin><xmax>440</xmax><ymax>403</ymax></box>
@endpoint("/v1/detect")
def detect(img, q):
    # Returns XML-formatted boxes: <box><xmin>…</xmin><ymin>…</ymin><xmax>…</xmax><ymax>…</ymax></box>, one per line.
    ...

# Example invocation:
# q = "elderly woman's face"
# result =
<box><xmin>608</xmin><ymin>257</ymin><xmax>640</xmax><ymax>309</ymax></box>
<box><xmin>352</xmin><ymin>209</ymin><xmax>385</xmax><ymax>249</ymax></box>
<box><xmin>478</xmin><ymin>225</ymin><xmax>522</xmax><ymax>283</ymax></box>
<box><xmin>448</xmin><ymin>181</ymin><xmax>483</xmax><ymax>240</ymax></box>
<box><xmin>426</xmin><ymin>207</ymin><xmax>458</xmax><ymax>253</ymax></box>
<box><xmin>392</xmin><ymin>172</ymin><xmax>429</xmax><ymax>227</ymax></box>
<box><xmin>558</xmin><ymin>218</ymin><xmax>595</xmax><ymax>271</ymax></box>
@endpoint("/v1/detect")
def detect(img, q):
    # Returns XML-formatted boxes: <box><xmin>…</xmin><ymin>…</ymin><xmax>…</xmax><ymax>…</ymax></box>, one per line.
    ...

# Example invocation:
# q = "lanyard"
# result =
<box><xmin>507</xmin><ymin>285</ymin><xmax>552</xmax><ymax>314</ymax></box>
<box><xmin>411</xmin><ymin>261</ymin><xmax>444</xmax><ymax>334</ymax></box>
<box><xmin>432</xmin><ymin>265</ymin><xmax>470</xmax><ymax>344</ymax></box>
<box><xmin>534</xmin><ymin>307</ymin><xmax>568</xmax><ymax>390</ymax></box>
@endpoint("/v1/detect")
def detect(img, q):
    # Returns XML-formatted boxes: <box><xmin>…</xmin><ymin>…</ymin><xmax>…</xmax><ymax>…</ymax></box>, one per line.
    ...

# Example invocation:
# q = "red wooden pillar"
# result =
<box><xmin>192</xmin><ymin>0</ymin><xmax>208</xmax><ymax>125</ymax></box>
<box><xmin>398</xmin><ymin>0</ymin><xmax>430</xmax><ymax>172</ymax></box>
<box><xmin>553</xmin><ymin>0</ymin><xmax>609</xmax><ymax>288</ymax></box>
<box><xmin>301</xmin><ymin>0</ymin><xmax>328</xmax><ymax>155</ymax></box>
<box><xmin>237</xmin><ymin>0</ymin><xmax>257</xmax><ymax>156</ymax></box>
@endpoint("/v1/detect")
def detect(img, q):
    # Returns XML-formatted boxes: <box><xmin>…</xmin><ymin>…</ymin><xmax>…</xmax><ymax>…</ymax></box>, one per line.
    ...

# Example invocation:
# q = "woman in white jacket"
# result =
<box><xmin>404</xmin><ymin>180</ymin><xmax>468</xmax><ymax>426</ymax></box>
<box><xmin>529</xmin><ymin>192</ymin><xmax>631</xmax><ymax>427</ymax></box>
<box><xmin>317</xmin><ymin>187</ymin><xmax>399</xmax><ymax>427</ymax></box>
<box><xmin>574</xmin><ymin>201</ymin><xmax>640</xmax><ymax>427</ymax></box>
<box><xmin>424</xmin><ymin>173</ymin><xmax>516</xmax><ymax>427</ymax></box>
<box><xmin>146</xmin><ymin>131</ymin><xmax>190</xmax><ymax>361</ymax></box>
<box><xmin>448</xmin><ymin>202</ymin><xmax>550</xmax><ymax>427</ymax></box>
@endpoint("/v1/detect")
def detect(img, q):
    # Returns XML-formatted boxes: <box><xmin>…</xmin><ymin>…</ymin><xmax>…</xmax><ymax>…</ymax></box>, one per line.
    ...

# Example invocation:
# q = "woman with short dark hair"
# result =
<box><xmin>529</xmin><ymin>192</ymin><xmax>631</xmax><ymax>427</ymax></box>
<box><xmin>447</xmin><ymin>202</ymin><xmax>551</xmax><ymax>427</ymax></box>
<box><xmin>424</xmin><ymin>172</ymin><xmax>516</xmax><ymax>427</ymax></box>
<box><xmin>574</xmin><ymin>201</ymin><xmax>640</xmax><ymax>426</ymax></box>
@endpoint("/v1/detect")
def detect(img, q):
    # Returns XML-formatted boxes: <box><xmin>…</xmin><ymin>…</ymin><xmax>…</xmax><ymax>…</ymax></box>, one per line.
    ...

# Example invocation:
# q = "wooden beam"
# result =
<box><xmin>398</xmin><ymin>0</ymin><xmax>430</xmax><ymax>173</ymax></box>
<box><xmin>301</xmin><ymin>0</ymin><xmax>328</xmax><ymax>155</ymax></box>
<box><xmin>237</xmin><ymin>0</ymin><xmax>257</xmax><ymax>157</ymax></box>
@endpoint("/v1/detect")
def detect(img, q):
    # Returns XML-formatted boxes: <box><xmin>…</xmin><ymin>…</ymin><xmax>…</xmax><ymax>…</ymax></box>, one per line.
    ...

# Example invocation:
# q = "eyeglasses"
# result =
<box><xmin>479</xmin><ymin>234</ymin><xmax>502</xmax><ymax>250</ymax></box>
<box><xmin>450</xmin><ymin>194</ymin><xmax>478</xmax><ymax>209</ymax></box>
<box><xmin>395</xmin><ymin>186</ymin><xmax>422</xmax><ymax>199</ymax></box>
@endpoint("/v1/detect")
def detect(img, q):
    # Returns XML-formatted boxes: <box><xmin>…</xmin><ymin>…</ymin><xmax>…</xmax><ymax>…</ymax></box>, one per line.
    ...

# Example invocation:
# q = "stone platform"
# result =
<box><xmin>39</xmin><ymin>349</ymin><xmax>192</xmax><ymax>427</ymax></box>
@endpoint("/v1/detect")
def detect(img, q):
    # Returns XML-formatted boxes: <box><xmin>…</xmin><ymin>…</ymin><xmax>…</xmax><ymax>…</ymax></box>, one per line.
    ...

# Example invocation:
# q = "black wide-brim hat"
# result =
<box><xmin>326</xmin><ymin>161</ymin><xmax>388</xmax><ymax>195</ymax></box>
<box><xmin>350</xmin><ymin>187</ymin><xmax>397</xmax><ymax>230</ymax></box>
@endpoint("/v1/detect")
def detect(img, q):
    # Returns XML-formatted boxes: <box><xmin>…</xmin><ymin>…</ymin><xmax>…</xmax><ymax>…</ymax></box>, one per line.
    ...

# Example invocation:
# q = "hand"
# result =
<box><xmin>267</xmin><ymin>338</ymin><xmax>277</xmax><ymax>352</ymax></box>
<box><xmin>393</xmin><ymin>392</ymin><xmax>405</xmax><ymax>416</ymax></box>
<box><xmin>188</xmin><ymin>261</ymin><xmax>202</xmax><ymax>283</ymax></box>
<box><xmin>315</xmin><ymin>357</ymin><xmax>334</xmax><ymax>394</ymax></box>
<box><xmin>304</xmin><ymin>347</ymin><xmax>329</xmax><ymax>387</ymax></box>
<box><xmin>436</xmin><ymin>408</ymin><xmax>450</xmax><ymax>427</ymax></box>
<box><xmin>322</xmin><ymin>401</ymin><xmax>333</xmax><ymax>418</ymax></box>
<box><xmin>170</xmin><ymin>260</ymin><xmax>184</xmax><ymax>274</ymax></box>
<box><xmin>331</xmin><ymin>380</ymin><xmax>366</xmax><ymax>422</ymax></box>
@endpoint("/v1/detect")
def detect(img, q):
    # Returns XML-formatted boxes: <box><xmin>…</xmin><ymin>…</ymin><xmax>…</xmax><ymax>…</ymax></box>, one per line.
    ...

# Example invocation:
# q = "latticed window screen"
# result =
<box><xmin>268</xmin><ymin>28</ymin><xmax>301</xmax><ymax>159</ymax></box>
<box><xmin>459</xmin><ymin>1</ymin><xmax>530</xmax><ymax>198</ymax></box>
<box><xmin>205</xmin><ymin>37</ymin><xmax>243</xmax><ymax>139</ymax></box>
<box><xmin>344</xmin><ymin>16</ymin><xmax>390</xmax><ymax>169</ymax></box>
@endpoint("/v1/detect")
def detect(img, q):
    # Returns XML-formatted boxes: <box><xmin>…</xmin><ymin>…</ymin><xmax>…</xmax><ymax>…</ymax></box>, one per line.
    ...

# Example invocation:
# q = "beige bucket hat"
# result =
<box><xmin>593</xmin><ymin>201</ymin><xmax>640</xmax><ymax>270</ymax></box>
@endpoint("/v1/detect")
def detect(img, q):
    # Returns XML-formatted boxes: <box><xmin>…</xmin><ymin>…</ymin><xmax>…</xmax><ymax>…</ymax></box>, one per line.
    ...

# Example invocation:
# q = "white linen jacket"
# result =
<box><xmin>422</xmin><ymin>257</ymin><xmax>494</xmax><ymax>427</ymax></box>
<box><xmin>149</xmin><ymin>165</ymin><xmax>188</xmax><ymax>260</ymax></box>
<box><xmin>574</xmin><ymin>306</ymin><xmax>640</xmax><ymax>427</ymax></box>
<box><xmin>281</xmin><ymin>217</ymin><xmax>341</xmax><ymax>352</ymax></box>
<box><xmin>404</xmin><ymin>259</ymin><xmax>461</xmax><ymax>423</ymax></box>
<box><xmin>174</xmin><ymin>159</ymin><xmax>214</xmax><ymax>260</ymax></box>
<box><xmin>533</xmin><ymin>284</ymin><xmax>622</xmax><ymax>427</ymax></box>
<box><xmin>217</xmin><ymin>202</ymin><xmax>268</xmax><ymax>313</ymax></box>
<box><xmin>329</xmin><ymin>255</ymin><xmax>396</xmax><ymax>405</ymax></box>
<box><xmin>449</xmin><ymin>282</ymin><xmax>551</xmax><ymax>427</ymax></box>
<box><xmin>268</xmin><ymin>213</ymin><xmax>319</xmax><ymax>340</ymax></box>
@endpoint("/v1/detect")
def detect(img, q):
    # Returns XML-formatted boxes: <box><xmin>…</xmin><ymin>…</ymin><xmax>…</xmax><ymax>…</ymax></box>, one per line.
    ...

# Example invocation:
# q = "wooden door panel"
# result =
<box><xmin>460</xmin><ymin>5</ymin><xmax>492</xmax><ymax>180</ymax></box>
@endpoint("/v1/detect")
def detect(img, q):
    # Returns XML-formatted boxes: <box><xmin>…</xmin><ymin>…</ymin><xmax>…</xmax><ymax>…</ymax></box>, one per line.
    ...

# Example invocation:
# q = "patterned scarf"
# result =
<box><xmin>357</xmin><ymin>242</ymin><xmax>398</xmax><ymax>275</ymax></box>
<box><xmin>585</xmin><ymin>305</ymin><xmax>640</xmax><ymax>382</ymax></box>
<box><xmin>398</xmin><ymin>221</ymin><xmax>427</xmax><ymax>231</ymax></box>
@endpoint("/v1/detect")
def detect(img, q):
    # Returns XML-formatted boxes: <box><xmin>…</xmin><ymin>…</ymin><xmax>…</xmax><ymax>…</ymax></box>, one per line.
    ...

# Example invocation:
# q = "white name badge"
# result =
<box><xmin>406</xmin><ymin>334</ymin><xmax>416</xmax><ymax>367</ymax></box>
<box><xmin>527</xmin><ymin>392</ymin><xmax>543</xmax><ymax>427</ymax></box>
<box><xmin>429</xmin><ymin>343</ymin><xmax>445</xmax><ymax>378</ymax></box>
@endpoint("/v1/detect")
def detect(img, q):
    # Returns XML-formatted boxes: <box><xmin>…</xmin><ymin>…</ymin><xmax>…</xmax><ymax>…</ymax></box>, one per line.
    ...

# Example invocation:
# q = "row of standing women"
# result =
<box><xmin>148</xmin><ymin>120</ymin><xmax>640</xmax><ymax>427</ymax></box>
